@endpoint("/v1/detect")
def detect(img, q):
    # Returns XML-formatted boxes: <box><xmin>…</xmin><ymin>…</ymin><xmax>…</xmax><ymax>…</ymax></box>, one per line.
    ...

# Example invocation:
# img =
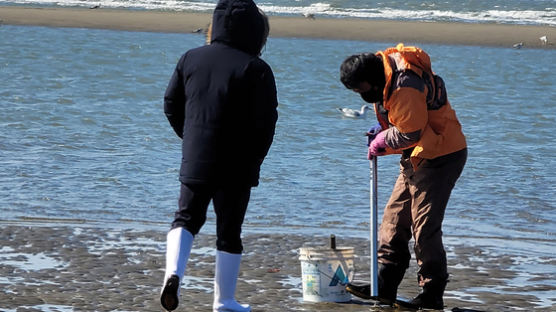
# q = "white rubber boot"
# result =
<box><xmin>213</xmin><ymin>251</ymin><xmax>251</xmax><ymax>312</ymax></box>
<box><xmin>160</xmin><ymin>227</ymin><xmax>194</xmax><ymax>311</ymax></box>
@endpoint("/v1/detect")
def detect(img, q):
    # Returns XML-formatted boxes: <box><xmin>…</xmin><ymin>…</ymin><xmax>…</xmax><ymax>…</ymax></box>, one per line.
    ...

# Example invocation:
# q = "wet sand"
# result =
<box><xmin>1</xmin><ymin>224</ymin><xmax>554</xmax><ymax>311</ymax></box>
<box><xmin>1</xmin><ymin>6</ymin><xmax>555</xmax><ymax>49</ymax></box>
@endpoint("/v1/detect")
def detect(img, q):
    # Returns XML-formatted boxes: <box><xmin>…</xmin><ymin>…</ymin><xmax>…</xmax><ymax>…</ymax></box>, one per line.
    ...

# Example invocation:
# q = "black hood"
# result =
<box><xmin>211</xmin><ymin>0</ymin><xmax>267</xmax><ymax>56</ymax></box>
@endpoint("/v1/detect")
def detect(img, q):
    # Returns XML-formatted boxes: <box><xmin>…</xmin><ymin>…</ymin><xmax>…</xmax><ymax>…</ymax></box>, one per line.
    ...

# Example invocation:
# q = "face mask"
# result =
<box><xmin>360</xmin><ymin>89</ymin><xmax>383</xmax><ymax>103</ymax></box>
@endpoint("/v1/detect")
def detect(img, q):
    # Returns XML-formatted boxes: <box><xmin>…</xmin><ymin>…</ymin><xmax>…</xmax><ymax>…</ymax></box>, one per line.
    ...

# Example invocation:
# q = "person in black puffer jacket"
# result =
<box><xmin>160</xmin><ymin>1</ymin><xmax>278</xmax><ymax>311</ymax></box>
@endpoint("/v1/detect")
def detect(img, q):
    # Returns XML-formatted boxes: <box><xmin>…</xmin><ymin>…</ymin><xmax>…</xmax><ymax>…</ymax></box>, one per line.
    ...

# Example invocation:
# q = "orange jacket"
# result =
<box><xmin>376</xmin><ymin>44</ymin><xmax>467</xmax><ymax>169</ymax></box>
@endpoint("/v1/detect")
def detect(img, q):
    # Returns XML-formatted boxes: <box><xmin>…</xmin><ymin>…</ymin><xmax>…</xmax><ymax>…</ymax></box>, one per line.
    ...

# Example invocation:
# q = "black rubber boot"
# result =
<box><xmin>160</xmin><ymin>274</ymin><xmax>180</xmax><ymax>311</ymax></box>
<box><xmin>409</xmin><ymin>280</ymin><xmax>447</xmax><ymax>310</ymax></box>
<box><xmin>377</xmin><ymin>263</ymin><xmax>406</xmax><ymax>305</ymax></box>
<box><xmin>346</xmin><ymin>263</ymin><xmax>405</xmax><ymax>305</ymax></box>
<box><xmin>345</xmin><ymin>282</ymin><xmax>373</xmax><ymax>300</ymax></box>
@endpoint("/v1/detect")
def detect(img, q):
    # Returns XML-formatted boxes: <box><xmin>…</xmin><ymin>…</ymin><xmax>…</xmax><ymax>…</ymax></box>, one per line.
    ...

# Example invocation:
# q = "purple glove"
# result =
<box><xmin>368</xmin><ymin>130</ymin><xmax>387</xmax><ymax>159</ymax></box>
<box><xmin>366</xmin><ymin>124</ymin><xmax>382</xmax><ymax>146</ymax></box>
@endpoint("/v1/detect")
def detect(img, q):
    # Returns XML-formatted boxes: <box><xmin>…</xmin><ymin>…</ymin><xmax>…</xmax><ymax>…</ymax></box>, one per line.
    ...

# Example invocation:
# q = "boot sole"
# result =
<box><xmin>346</xmin><ymin>284</ymin><xmax>418</xmax><ymax>308</ymax></box>
<box><xmin>345</xmin><ymin>284</ymin><xmax>389</xmax><ymax>303</ymax></box>
<box><xmin>345</xmin><ymin>284</ymin><xmax>373</xmax><ymax>300</ymax></box>
<box><xmin>161</xmin><ymin>275</ymin><xmax>180</xmax><ymax>311</ymax></box>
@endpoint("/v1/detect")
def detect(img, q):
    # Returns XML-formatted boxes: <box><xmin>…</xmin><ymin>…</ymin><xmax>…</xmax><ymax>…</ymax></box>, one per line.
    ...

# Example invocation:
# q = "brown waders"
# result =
<box><xmin>377</xmin><ymin>148</ymin><xmax>467</xmax><ymax>308</ymax></box>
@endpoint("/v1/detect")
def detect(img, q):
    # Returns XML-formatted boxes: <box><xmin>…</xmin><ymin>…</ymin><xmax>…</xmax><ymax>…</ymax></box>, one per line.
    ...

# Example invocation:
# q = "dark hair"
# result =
<box><xmin>340</xmin><ymin>53</ymin><xmax>385</xmax><ymax>90</ymax></box>
<box><xmin>258</xmin><ymin>9</ymin><xmax>269</xmax><ymax>55</ymax></box>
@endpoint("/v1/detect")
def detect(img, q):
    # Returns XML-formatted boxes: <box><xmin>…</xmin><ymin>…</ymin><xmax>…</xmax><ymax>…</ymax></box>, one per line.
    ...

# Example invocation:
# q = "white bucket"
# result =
<box><xmin>298</xmin><ymin>246</ymin><xmax>355</xmax><ymax>302</ymax></box>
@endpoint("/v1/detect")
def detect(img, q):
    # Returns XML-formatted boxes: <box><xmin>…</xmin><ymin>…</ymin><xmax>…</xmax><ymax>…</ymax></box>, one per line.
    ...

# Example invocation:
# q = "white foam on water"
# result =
<box><xmin>277</xmin><ymin>274</ymin><xmax>301</xmax><ymax>288</ymax></box>
<box><xmin>1</xmin><ymin>0</ymin><xmax>216</xmax><ymax>11</ymax></box>
<box><xmin>0</xmin><ymin>246</ymin><xmax>15</xmax><ymax>253</ymax></box>
<box><xmin>445</xmin><ymin>290</ymin><xmax>484</xmax><ymax>304</ymax></box>
<box><xmin>191</xmin><ymin>246</ymin><xmax>215</xmax><ymax>256</ymax></box>
<box><xmin>0</xmin><ymin>251</ymin><xmax>67</xmax><ymax>271</ymax></box>
<box><xmin>451</xmin><ymin>263</ymin><xmax>472</xmax><ymax>270</ymax></box>
<box><xmin>0</xmin><ymin>276</ymin><xmax>24</xmax><ymax>284</ymax></box>
<box><xmin>0</xmin><ymin>305</ymin><xmax>74</xmax><ymax>312</ymax></box>
<box><xmin>243</xmin><ymin>278</ymin><xmax>263</xmax><ymax>285</ymax></box>
<box><xmin>182</xmin><ymin>275</ymin><xmax>213</xmax><ymax>292</ymax></box>
<box><xmin>84</xmin><ymin>230</ymin><xmax>162</xmax><ymax>255</ymax></box>
<box><xmin>1</xmin><ymin>0</ymin><xmax>554</xmax><ymax>25</ymax></box>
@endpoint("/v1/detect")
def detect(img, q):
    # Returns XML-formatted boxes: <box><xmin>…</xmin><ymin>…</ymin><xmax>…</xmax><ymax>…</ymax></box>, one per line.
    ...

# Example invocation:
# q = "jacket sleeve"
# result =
<box><xmin>164</xmin><ymin>54</ymin><xmax>186</xmax><ymax>138</ymax></box>
<box><xmin>247</xmin><ymin>59</ymin><xmax>278</xmax><ymax>162</ymax></box>
<box><xmin>384</xmin><ymin>127</ymin><xmax>421</xmax><ymax>150</ymax></box>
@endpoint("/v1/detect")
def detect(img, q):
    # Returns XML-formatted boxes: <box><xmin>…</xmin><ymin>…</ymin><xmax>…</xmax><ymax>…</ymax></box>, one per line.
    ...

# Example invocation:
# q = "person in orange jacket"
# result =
<box><xmin>339</xmin><ymin>44</ymin><xmax>467</xmax><ymax>310</ymax></box>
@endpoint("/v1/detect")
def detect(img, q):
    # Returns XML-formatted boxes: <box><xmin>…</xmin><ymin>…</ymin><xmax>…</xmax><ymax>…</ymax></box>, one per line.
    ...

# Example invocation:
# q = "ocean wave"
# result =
<box><xmin>1</xmin><ymin>0</ymin><xmax>555</xmax><ymax>26</ymax></box>
<box><xmin>259</xmin><ymin>4</ymin><xmax>556</xmax><ymax>26</ymax></box>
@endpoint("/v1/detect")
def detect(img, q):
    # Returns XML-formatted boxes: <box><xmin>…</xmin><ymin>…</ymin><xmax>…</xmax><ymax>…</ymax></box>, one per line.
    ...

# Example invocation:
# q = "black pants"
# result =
<box><xmin>171</xmin><ymin>183</ymin><xmax>251</xmax><ymax>254</ymax></box>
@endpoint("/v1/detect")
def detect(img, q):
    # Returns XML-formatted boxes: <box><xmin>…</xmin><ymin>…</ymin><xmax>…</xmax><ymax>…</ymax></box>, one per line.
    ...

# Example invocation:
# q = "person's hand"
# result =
<box><xmin>365</xmin><ymin>124</ymin><xmax>382</xmax><ymax>146</ymax></box>
<box><xmin>368</xmin><ymin>131</ymin><xmax>387</xmax><ymax>159</ymax></box>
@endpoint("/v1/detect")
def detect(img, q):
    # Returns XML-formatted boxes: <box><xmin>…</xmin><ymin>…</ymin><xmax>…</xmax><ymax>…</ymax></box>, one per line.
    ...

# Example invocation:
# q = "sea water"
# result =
<box><xmin>1</xmin><ymin>24</ymin><xmax>555</xmax><ymax>251</ymax></box>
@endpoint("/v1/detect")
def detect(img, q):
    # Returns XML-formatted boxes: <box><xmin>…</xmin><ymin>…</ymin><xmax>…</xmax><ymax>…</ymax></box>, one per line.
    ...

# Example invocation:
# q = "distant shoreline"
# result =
<box><xmin>1</xmin><ymin>6</ymin><xmax>555</xmax><ymax>49</ymax></box>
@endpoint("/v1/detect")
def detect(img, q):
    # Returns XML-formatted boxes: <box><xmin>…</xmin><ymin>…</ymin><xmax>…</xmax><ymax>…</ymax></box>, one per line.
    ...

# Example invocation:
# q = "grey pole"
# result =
<box><xmin>370</xmin><ymin>156</ymin><xmax>379</xmax><ymax>297</ymax></box>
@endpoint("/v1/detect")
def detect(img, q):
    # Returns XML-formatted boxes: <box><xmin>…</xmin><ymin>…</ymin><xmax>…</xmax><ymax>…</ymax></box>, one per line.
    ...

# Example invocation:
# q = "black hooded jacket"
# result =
<box><xmin>164</xmin><ymin>0</ymin><xmax>278</xmax><ymax>186</ymax></box>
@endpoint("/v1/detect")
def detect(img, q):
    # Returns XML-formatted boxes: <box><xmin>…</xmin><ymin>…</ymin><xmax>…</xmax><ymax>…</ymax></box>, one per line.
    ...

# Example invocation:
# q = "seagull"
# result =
<box><xmin>513</xmin><ymin>42</ymin><xmax>523</xmax><ymax>49</ymax></box>
<box><xmin>540</xmin><ymin>35</ymin><xmax>548</xmax><ymax>45</ymax></box>
<box><xmin>89</xmin><ymin>4</ymin><xmax>100</xmax><ymax>9</ymax></box>
<box><xmin>303</xmin><ymin>13</ymin><xmax>315</xmax><ymax>19</ymax></box>
<box><xmin>337</xmin><ymin>105</ymin><xmax>371</xmax><ymax>118</ymax></box>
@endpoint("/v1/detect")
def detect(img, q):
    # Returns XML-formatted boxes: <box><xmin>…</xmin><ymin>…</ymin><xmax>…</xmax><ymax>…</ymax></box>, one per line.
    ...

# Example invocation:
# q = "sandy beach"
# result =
<box><xmin>1</xmin><ymin>6</ymin><xmax>555</xmax><ymax>49</ymax></box>
<box><xmin>1</xmin><ymin>223</ymin><xmax>554</xmax><ymax>311</ymax></box>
